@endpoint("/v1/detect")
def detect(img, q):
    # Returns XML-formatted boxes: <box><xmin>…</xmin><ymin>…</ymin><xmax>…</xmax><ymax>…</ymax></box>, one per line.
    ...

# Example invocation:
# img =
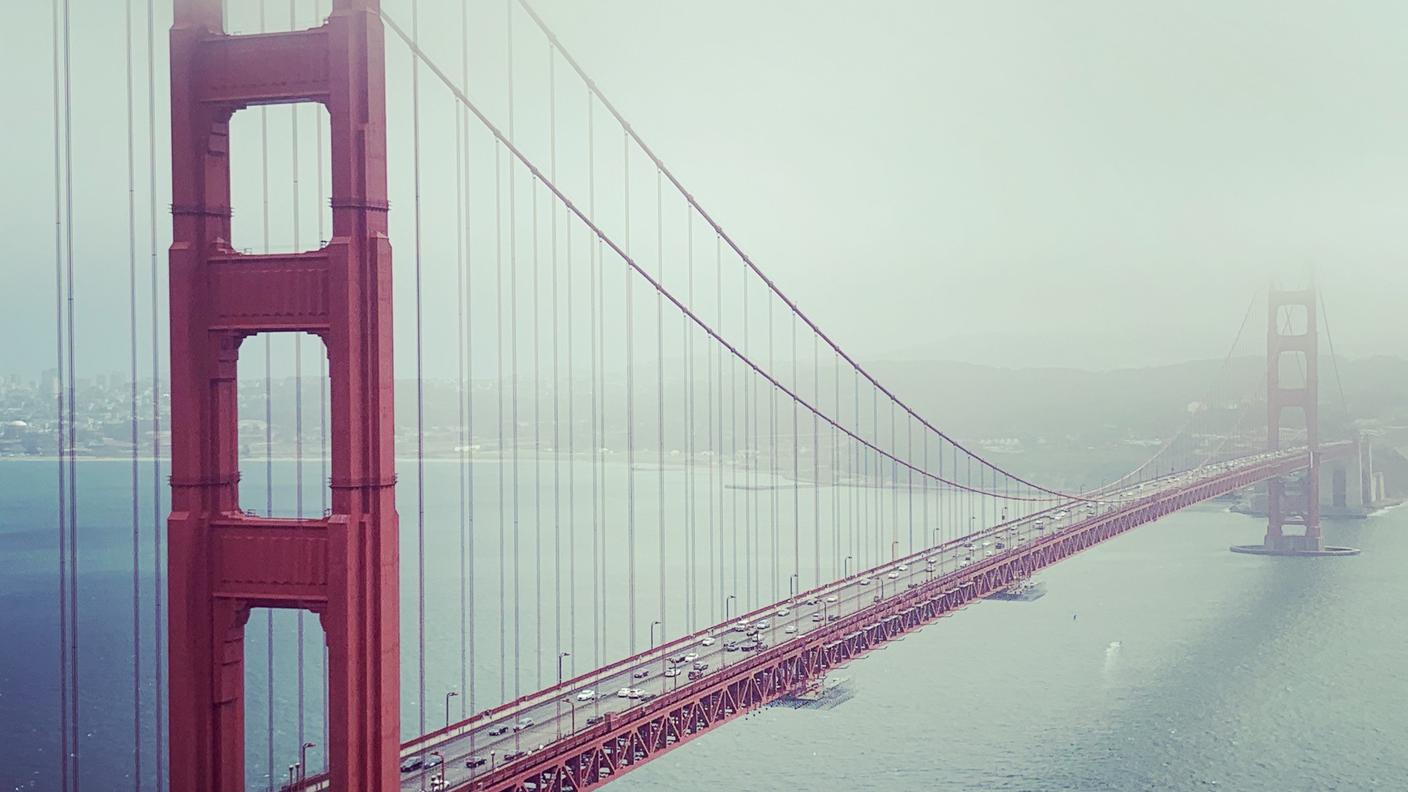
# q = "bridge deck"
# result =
<box><xmin>297</xmin><ymin>447</ymin><xmax>1338</xmax><ymax>792</ymax></box>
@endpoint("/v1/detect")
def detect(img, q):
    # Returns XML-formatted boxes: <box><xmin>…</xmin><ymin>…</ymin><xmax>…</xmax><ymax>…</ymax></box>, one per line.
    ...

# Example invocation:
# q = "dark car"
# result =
<box><xmin>424</xmin><ymin>753</ymin><xmax>444</xmax><ymax>769</ymax></box>
<box><xmin>687</xmin><ymin>670</ymin><xmax>705</xmax><ymax>681</ymax></box>
<box><xmin>488</xmin><ymin>725</ymin><xmax>510</xmax><ymax>737</ymax></box>
<box><xmin>586</xmin><ymin>714</ymin><xmax>606</xmax><ymax>726</ymax></box>
<box><xmin>399</xmin><ymin>756</ymin><xmax>425</xmax><ymax>773</ymax></box>
<box><xmin>466</xmin><ymin>755</ymin><xmax>488</xmax><ymax>768</ymax></box>
<box><xmin>504</xmin><ymin>750</ymin><xmax>527</xmax><ymax>762</ymax></box>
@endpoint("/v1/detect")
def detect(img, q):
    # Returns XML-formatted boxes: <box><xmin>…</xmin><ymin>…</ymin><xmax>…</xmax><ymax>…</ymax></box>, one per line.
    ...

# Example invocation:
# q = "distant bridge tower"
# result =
<box><xmin>165</xmin><ymin>1</ymin><xmax>399</xmax><ymax>790</ymax></box>
<box><xmin>1264</xmin><ymin>286</ymin><xmax>1321</xmax><ymax>552</ymax></box>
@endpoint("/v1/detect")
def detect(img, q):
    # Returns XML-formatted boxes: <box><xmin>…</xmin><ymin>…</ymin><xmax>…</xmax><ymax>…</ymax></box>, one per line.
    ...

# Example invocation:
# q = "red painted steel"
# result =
<box><xmin>1266</xmin><ymin>287</ymin><xmax>1321</xmax><ymax>550</ymax></box>
<box><xmin>443</xmin><ymin>452</ymin><xmax>1321</xmax><ymax>792</ymax></box>
<box><xmin>166</xmin><ymin>2</ymin><xmax>399</xmax><ymax>790</ymax></box>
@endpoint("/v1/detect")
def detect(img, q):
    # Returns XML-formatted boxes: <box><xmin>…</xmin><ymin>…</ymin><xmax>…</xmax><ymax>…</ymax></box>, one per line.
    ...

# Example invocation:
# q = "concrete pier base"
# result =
<box><xmin>1229</xmin><ymin>543</ymin><xmax>1360</xmax><ymax>557</ymax></box>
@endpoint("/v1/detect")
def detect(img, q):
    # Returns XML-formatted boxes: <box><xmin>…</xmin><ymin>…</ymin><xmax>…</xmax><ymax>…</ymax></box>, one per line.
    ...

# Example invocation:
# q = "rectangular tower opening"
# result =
<box><xmin>221</xmin><ymin>0</ymin><xmax>327</xmax><ymax>35</ymax></box>
<box><xmin>243</xmin><ymin>606</ymin><xmax>329</xmax><ymax>789</ymax></box>
<box><xmin>237</xmin><ymin>331</ymin><xmax>332</xmax><ymax>518</ymax></box>
<box><xmin>229</xmin><ymin>102</ymin><xmax>333</xmax><ymax>255</ymax></box>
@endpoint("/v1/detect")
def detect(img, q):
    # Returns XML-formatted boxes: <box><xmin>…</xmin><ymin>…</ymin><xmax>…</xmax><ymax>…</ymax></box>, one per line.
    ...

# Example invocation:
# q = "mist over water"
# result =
<box><xmin>3</xmin><ymin>459</ymin><xmax>1405</xmax><ymax>791</ymax></box>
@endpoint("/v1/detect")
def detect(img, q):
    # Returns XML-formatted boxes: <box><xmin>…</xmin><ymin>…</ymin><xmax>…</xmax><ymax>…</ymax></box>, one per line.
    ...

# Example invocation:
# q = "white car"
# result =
<box><xmin>627</xmin><ymin>688</ymin><xmax>646</xmax><ymax>699</ymax></box>
<box><xmin>824</xmin><ymin>595</ymin><xmax>839</xmax><ymax>603</ymax></box>
<box><xmin>683</xmin><ymin>652</ymin><xmax>699</xmax><ymax>662</ymax></box>
<box><xmin>896</xmin><ymin>564</ymin><xmax>908</xmax><ymax>572</ymax></box>
<box><xmin>784</xmin><ymin>625</ymin><xmax>797</xmax><ymax>634</ymax></box>
<box><xmin>700</xmin><ymin>637</ymin><xmax>716</xmax><ymax>647</ymax></box>
<box><xmin>859</xmin><ymin>577</ymin><xmax>872</xmax><ymax>586</ymax></box>
<box><xmin>733</xmin><ymin>620</ymin><xmax>749</xmax><ymax>631</ymax></box>
<box><xmin>576</xmin><ymin>689</ymin><xmax>596</xmax><ymax>702</ymax></box>
<box><xmin>886</xmin><ymin>572</ymin><xmax>899</xmax><ymax>580</ymax></box>
<box><xmin>776</xmin><ymin>607</ymin><xmax>790</xmax><ymax>617</ymax></box>
<box><xmin>616</xmin><ymin>687</ymin><xmax>633</xmax><ymax>698</ymax></box>
<box><xmin>664</xmin><ymin>667</ymin><xmax>680</xmax><ymax>678</ymax></box>
<box><xmin>754</xmin><ymin>620</ymin><xmax>770</xmax><ymax>630</ymax></box>
<box><xmin>802</xmin><ymin>597</ymin><xmax>818</xmax><ymax>606</ymax></box>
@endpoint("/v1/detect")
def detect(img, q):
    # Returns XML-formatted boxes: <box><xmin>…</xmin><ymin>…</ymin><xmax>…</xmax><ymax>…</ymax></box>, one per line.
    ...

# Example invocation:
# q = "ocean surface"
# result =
<box><xmin>2</xmin><ymin>459</ymin><xmax>1405</xmax><ymax>791</ymax></box>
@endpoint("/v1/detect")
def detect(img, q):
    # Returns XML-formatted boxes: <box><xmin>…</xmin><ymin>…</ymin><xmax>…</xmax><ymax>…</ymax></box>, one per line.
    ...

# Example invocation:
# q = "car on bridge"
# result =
<box><xmin>664</xmin><ymin>667</ymin><xmax>680</xmax><ymax>677</ymax></box>
<box><xmin>776</xmin><ymin>607</ymin><xmax>790</xmax><ymax>616</ymax></box>
<box><xmin>513</xmin><ymin>716</ymin><xmax>536</xmax><ymax>731</ymax></box>
<box><xmin>700</xmin><ymin>636</ymin><xmax>716</xmax><ymax>646</ymax></box>
<box><xmin>825</xmin><ymin>594</ymin><xmax>839</xmax><ymax>603</ymax></box>
<box><xmin>487</xmin><ymin>725</ymin><xmax>510</xmax><ymax>736</ymax></box>
<box><xmin>466</xmin><ymin>756</ymin><xmax>487</xmax><ymax>769</ymax></box>
<box><xmin>576</xmin><ymin>689</ymin><xmax>596</xmax><ymax>702</ymax></box>
<box><xmin>859</xmin><ymin>577</ymin><xmax>872</xmax><ymax>585</ymax></box>
<box><xmin>399</xmin><ymin>756</ymin><xmax>425</xmax><ymax>773</ymax></box>
<box><xmin>886</xmin><ymin>571</ymin><xmax>900</xmax><ymax>580</ymax></box>
<box><xmin>632</xmin><ymin>669</ymin><xmax>650</xmax><ymax>679</ymax></box>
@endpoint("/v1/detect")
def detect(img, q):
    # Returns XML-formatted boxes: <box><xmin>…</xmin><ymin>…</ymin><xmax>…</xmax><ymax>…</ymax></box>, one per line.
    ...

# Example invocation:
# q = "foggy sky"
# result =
<box><xmin>3</xmin><ymin>0</ymin><xmax>1406</xmax><ymax>381</ymax></box>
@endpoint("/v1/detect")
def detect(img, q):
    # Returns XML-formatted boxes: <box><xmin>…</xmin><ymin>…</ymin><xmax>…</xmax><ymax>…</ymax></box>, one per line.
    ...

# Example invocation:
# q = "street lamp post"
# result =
<box><xmin>299</xmin><ymin>742</ymin><xmax>315</xmax><ymax>784</ymax></box>
<box><xmin>562</xmin><ymin>697</ymin><xmax>579</xmax><ymax>733</ymax></box>
<box><xmin>788</xmin><ymin>573</ymin><xmax>799</xmax><ymax>602</ymax></box>
<box><xmin>650</xmin><ymin>620</ymin><xmax>664</xmax><ymax>680</ymax></box>
<box><xmin>444</xmin><ymin>690</ymin><xmax>459</xmax><ymax>730</ymax></box>
<box><xmin>556</xmin><ymin>652</ymin><xmax>571</xmax><ymax>737</ymax></box>
<box><xmin>724</xmin><ymin>594</ymin><xmax>737</xmax><ymax>621</ymax></box>
<box><xmin>843</xmin><ymin>555</ymin><xmax>853</xmax><ymax>577</ymax></box>
<box><xmin>287</xmin><ymin>764</ymin><xmax>298</xmax><ymax>790</ymax></box>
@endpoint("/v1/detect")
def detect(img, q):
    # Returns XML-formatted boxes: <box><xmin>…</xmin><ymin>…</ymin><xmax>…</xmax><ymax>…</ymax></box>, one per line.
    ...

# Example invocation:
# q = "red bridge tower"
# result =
<box><xmin>165</xmin><ymin>1</ymin><xmax>399</xmax><ymax>789</ymax></box>
<box><xmin>1264</xmin><ymin>286</ymin><xmax>1321</xmax><ymax>552</ymax></box>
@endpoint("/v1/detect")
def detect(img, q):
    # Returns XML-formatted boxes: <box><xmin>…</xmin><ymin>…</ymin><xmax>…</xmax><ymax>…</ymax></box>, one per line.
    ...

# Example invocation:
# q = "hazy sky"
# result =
<box><xmin>4</xmin><ymin>0</ymin><xmax>1406</xmax><ymax>379</ymax></box>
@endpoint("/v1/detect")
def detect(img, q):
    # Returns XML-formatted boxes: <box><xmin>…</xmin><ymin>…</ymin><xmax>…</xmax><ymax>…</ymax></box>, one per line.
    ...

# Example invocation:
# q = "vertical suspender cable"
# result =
<box><xmin>52</xmin><ymin>4</ymin><xmax>70</xmax><ymax>786</ymax></box>
<box><xmin>508</xmin><ymin>1</ymin><xmax>523</xmax><ymax>704</ymax></box>
<box><xmin>145</xmin><ymin>0</ymin><xmax>166</xmax><ymax>783</ymax></box>
<box><xmin>59</xmin><ymin>0</ymin><xmax>81</xmax><ymax>783</ymax></box>
<box><xmin>313</xmin><ymin>0</ymin><xmax>329</xmax><ymax>769</ymax></box>
<box><xmin>656</xmin><ymin>169</ymin><xmax>665</xmax><ymax>645</ymax></box>
<box><xmin>792</xmin><ymin>312</ymin><xmax>799</xmax><ymax>592</ymax></box>
<box><xmin>458</xmin><ymin>0</ymin><xmax>477</xmax><ymax>755</ymax></box>
<box><xmin>686</xmin><ymin>206</ymin><xmax>696</xmax><ymax>630</ymax></box>
<box><xmin>548</xmin><ymin>41</ymin><xmax>565</xmax><ymax>682</ymax></box>
<box><xmin>532</xmin><ymin>174</ymin><xmax>543</xmax><ymax>690</ymax></box>
<box><xmin>586</xmin><ymin>92</ymin><xmax>601</xmax><ymax>677</ymax></box>
<box><xmin>287</xmin><ymin>1</ymin><xmax>305</xmax><ymax>769</ymax></box>
<box><xmin>409</xmin><ymin>0</ymin><xmax>428</xmax><ymax>753</ymax></box>
<box><xmin>123</xmin><ymin>1</ymin><xmax>143</xmax><ymax>785</ymax></box>
<box><xmin>255</xmin><ymin>3</ymin><xmax>277</xmax><ymax>784</ymax></box>
<box><xmin>454</xmin><ymin>8</ymin><xmax>468</xmax><ymax>726</ymax></box>
<box><xmin>495</xmin><ymin>142</ymin><xmax>507</xmax><ymax>702</ymax></box>
<box><xmin>625</xmin><ymin>129</ymin><xmax>637</xmax><ymax>654</ymax></box>
<box><xmin>707</xmin><ymin>228</ymin><xmax>717</xmax><ymax>623</ymax></box>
